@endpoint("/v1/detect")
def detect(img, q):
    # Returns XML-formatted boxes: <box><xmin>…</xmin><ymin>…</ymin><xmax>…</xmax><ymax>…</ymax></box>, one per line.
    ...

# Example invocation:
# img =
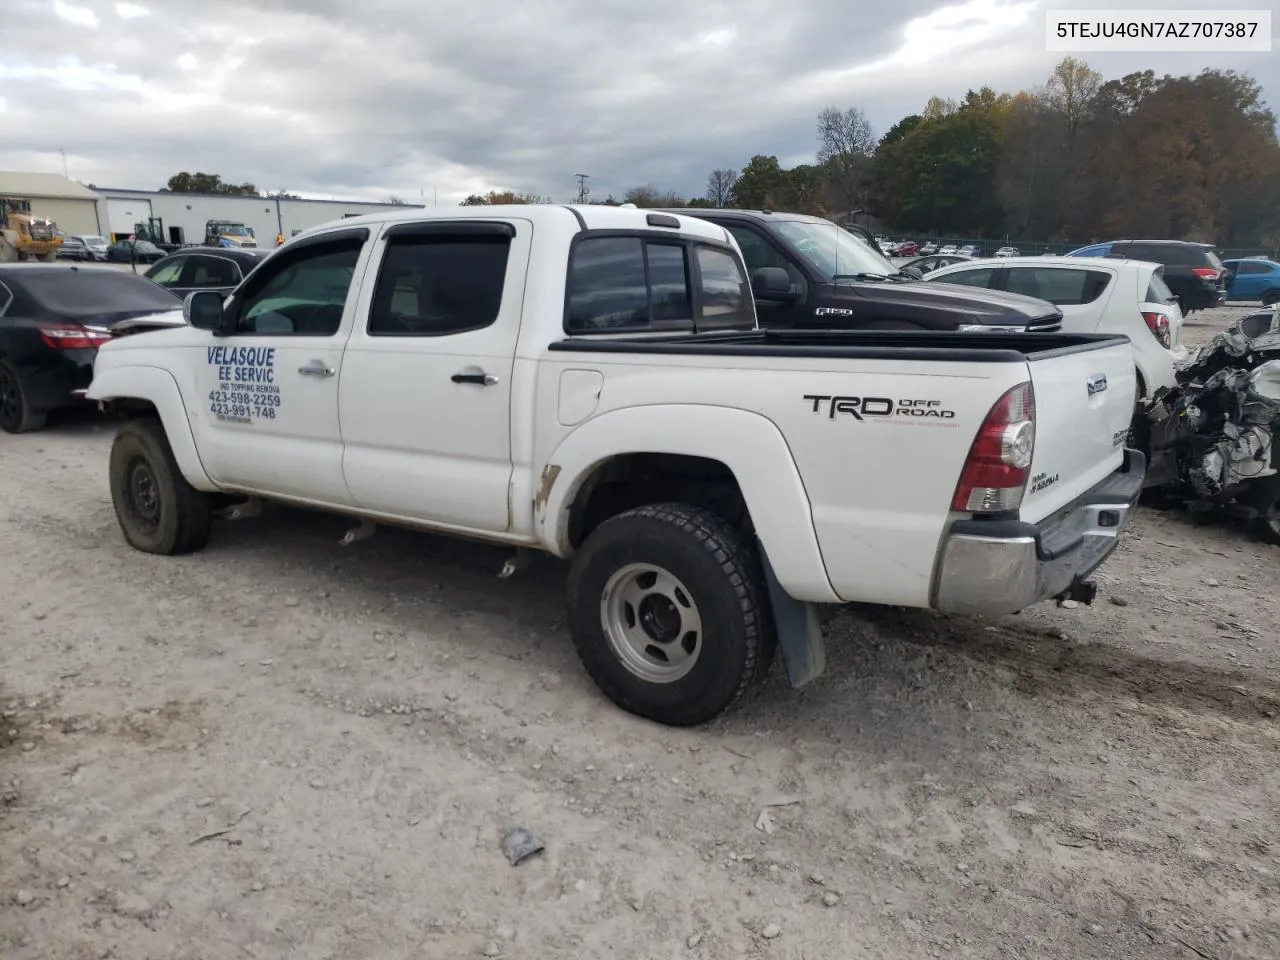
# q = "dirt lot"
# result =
<box><xmin>2</xmin><ymin>304</ymin><xmax>1277</xmax><ymax>960</ymax></box>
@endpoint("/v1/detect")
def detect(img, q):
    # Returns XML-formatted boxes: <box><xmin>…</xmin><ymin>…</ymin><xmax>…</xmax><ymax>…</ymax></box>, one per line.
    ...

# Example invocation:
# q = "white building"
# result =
<box><xmin>92</xmin><ymin>187</ymin><xmax>423</xmax><ymax>245</ymax></box>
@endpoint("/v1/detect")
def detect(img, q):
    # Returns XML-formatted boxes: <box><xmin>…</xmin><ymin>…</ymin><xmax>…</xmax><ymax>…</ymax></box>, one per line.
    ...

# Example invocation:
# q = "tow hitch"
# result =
<box><xmin>1056</xmin><ymin>579</ymin><xmax>1098</xmax><ymax>606</ymax></box>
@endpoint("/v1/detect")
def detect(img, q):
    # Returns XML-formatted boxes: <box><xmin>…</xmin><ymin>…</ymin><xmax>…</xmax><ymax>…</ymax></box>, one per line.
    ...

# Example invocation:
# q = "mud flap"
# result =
<box><xmin>756</xmin><ymin>537</ymin><xmax>825</xmax><ymax>688</ymax></box>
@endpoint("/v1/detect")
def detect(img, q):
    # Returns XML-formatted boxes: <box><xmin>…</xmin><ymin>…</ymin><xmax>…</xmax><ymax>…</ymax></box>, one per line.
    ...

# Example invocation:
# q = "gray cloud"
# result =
<box><xmin>0</xmin><ymin>0</ymin><xmax>1275</xmax><ymax>203</ymax></box>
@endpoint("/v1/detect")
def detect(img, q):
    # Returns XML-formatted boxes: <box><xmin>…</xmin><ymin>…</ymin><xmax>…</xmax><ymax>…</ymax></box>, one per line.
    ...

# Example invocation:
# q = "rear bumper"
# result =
<box><xmin>932</xmin><ymin>449</ymin><xmax>1146</xmax><ymax>616</ymax></box>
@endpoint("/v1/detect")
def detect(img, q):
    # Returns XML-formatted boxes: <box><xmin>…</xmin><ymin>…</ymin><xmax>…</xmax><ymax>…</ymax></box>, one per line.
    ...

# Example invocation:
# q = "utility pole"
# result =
<box><xmin>574</xmin><ymin>174</ymin><xmax>590</xmax><ymax>204</ymax></box>
<box><xmin>274</xmin><ymin>190</ymin><xmax>284</xmax><ymax>237</ymax></box>
<box><xmin>59</xmin><ymin>148</ymin><xmax>68</xmax><ymax>178</ymax></box>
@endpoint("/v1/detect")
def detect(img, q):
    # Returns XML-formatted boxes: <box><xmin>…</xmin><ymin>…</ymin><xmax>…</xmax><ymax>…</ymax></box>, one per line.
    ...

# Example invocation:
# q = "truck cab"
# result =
<box><xmin>204</xmin><ymin>220</ymin><xmax>258</xmax><ymax>249</ymax></box>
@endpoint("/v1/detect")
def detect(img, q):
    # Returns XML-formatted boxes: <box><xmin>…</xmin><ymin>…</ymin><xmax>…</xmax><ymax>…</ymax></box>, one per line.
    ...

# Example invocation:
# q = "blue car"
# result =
<box><xmin>1223</xmin><ymin>259</ymin><xmax>1280</xmax><ymax>306</ymax></box>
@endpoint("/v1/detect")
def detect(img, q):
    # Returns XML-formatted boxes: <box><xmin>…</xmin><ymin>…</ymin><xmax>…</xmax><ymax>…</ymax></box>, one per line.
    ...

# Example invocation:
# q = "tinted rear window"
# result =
<box><xmin>1145</xmin><ymin>272</ymin><xmax>1175</xmax><ymax>303</ymax></box>
<box><xmin>16</xmin><ymin>269</ymin><xmax>181</xmax><ymax>317</ymax></box>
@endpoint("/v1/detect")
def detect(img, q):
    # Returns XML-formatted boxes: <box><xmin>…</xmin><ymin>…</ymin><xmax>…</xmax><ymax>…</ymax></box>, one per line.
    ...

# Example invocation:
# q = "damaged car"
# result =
<box><xmin>1145</xmin><ymin>305</ymin><xmax>1280</xmax><ymax>543</ymax></box>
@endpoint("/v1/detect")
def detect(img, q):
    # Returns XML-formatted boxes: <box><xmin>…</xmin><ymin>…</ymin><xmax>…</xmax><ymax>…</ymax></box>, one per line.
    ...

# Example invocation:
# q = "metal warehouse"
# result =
<box><xmin>92</xmin><ymin>188</ymin><xmax>422</xmax><ymax>245</ymax></box>
<box><xmin>0</xmin><ymin>171</ymin><xmax>107</xmax><ymax>236</ymax></box>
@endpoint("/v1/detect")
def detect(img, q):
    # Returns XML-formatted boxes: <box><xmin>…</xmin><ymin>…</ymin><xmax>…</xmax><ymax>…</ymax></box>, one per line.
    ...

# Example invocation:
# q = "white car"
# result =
<box><xmin>938</xmin><ymin>244</ymin><xmax>958</xmax><ymax>255</ymax></box>
<box><xmin>77</xmin><ymin>234</ymin><xmax>110</xmax><ymax>261</ymax></box>
<box><xmin>995</xmin><ymin>246</ymin><xmax>1020</xmax><ymax>258</ymax></box>
<box><xmin>87</xmin><ymin>204</ymin><xmax>1144</xmax><ymax>726</ymax></box>
<box><xmin>922</xmin><ymin>255</ymin><xmax>1187</xmax><ymax>399</ymax></box>
<box><xmin>957</xmin><ymin>245</ymin><xmax>979</xmax><ymax>257</ymax></box>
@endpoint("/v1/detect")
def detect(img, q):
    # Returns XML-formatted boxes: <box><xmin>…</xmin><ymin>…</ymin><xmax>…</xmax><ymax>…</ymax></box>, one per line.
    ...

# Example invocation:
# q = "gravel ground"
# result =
<box><xmin>1</xmin><ymin>304</ymin><xmax>1277</xmax><ymax>960</ymax></box>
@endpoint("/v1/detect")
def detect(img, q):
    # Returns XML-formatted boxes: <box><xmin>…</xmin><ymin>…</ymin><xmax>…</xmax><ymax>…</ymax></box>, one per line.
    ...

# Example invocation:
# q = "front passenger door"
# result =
<box><xmin>187</xmin><ymin>228</ymin><xmax>373</xmax><ymax>505</ymax></box>
<box><xmin>722</xmin><ymin>224</ymin><xmax>808</xmax><ymax>327</ymax></box>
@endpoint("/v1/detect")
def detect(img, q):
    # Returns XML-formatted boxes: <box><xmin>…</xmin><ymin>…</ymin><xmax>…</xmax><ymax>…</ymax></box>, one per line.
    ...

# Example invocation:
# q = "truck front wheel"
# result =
<box><xmin>567</xmin><ymin>502</ymin><xmax>774</xmax><ymax>726</ymax></box>
<box><xmin>108</xmin><ymin>417</ymin><xmax>212</xmax><ymax>555</ymax></box>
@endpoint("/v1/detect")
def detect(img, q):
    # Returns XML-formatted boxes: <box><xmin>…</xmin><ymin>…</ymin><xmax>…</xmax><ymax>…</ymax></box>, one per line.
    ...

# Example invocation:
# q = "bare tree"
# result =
<box><xmin>384</xmin><ymin>194</ymin><xmax>407</xmax><ymax>205</ymax></box>
<box><xmin>706</xmin><ymin>169</ymin><xmax>738</xmax><ymax>207</ymax></box>
<box><xmin>817</xmin><ymin>106</ymin><xmax>876</xmax><ymax>210</ymax></box>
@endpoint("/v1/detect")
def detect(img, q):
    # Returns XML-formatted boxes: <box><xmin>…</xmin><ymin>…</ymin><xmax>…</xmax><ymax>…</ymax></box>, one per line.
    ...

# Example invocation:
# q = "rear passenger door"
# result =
<box><xmin>338</xmin><ymin>219</ymin><xmax>531</xmax><ymax>533</ymax></box>
<box><xmin>1001</xmin><ymin>265</ymin><xmax>1114</xmax><ymax>332</ymax></box>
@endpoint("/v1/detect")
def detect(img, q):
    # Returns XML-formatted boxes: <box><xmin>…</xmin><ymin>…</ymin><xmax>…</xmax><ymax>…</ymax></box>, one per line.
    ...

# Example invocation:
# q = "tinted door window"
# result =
<box><xmin>146</xmin><ymin>258</ymin><xmax>184</xmax><ymax>286</ymax></box>
<box><xmin>934</xmin><ymin>267</ymin><xmax>997</xmax><ymax>288</ymax></box>
<box><xmin>184</xmin><ymin>255</ymin><xmax>240</xmax><ymax>288</ymax></box>
<box><xmin>233</xmin><ymin>239</ymin><xmax>363</xmax><ymax>336</ymax></box>
<box><xmin>368</xmin><ymin>235</ymin><xmax>511</xmax><ymax>336</ymax></box>
<box><xmin>1006</xmin><ymin>267</ymin><xmax>1111</xmax><ymax>305</ymax></box>
<box><xmin>1125</xmin><ymin>243</ymin><xmax>1180</xmax><ymax>265</ymax></box>
<box><xmin>566</xmin><ymin>237</ymin><xmax>649</xmax><ymax>331</ymax></box>
<box><xmin>695</xmin><ymin>245</ymin><xmax>753</xmax><ymax>329</ymax></box>
<box><xmin>1237</xmin><ymin>262</ymin><xmax>1270</xmax><ymax>275</ymax></box>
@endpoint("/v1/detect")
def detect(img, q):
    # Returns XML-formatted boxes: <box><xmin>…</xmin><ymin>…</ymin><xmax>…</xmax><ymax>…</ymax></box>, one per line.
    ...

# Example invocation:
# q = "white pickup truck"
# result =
<box><xmin>88</xmin><ymin>205</ymin><xmax>1145</xmax><ymax>726</ymax></box>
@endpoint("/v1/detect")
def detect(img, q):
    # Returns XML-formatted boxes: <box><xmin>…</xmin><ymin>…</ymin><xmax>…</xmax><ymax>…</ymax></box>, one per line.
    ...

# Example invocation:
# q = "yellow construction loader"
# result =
<box><xmin>0</xmin><ymin>197</ymin><xmax>63</xmax><ymax>262</ymax></box>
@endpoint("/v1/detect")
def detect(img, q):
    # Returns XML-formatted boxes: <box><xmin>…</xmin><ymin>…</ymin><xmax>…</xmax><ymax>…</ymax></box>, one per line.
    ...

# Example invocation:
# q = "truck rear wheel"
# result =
<box><xmin>109</xmin><ymin>417</ymin><xmax>212</xmax><ymax>555</ymax></box>
<box><xmin>566</xmin><ymin>502</ymin><xmax>773</xmax><ymax>726</ymax></box>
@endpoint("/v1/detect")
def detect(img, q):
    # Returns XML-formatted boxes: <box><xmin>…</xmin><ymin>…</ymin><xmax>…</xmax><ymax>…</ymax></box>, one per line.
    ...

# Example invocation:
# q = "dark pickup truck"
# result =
<box><xmin>660</xmin><ymin>209</ymin><xmax>1063</xmax><ymax>333</ymax></box>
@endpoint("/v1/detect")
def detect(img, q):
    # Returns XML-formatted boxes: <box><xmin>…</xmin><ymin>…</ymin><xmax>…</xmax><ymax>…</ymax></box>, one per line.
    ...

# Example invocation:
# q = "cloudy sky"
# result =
<box><xmin>0</xmin><ymin>0</ymin><xmax>1275</xmax><ymax>204</ymax></box>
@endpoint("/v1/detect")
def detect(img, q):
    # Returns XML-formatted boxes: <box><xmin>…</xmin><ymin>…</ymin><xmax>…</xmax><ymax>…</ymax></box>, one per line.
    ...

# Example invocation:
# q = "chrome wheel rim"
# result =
<box><xmin>600</xmin><ymin>563</ymin><xmax>703</xmax><ymax>683</ymax></box>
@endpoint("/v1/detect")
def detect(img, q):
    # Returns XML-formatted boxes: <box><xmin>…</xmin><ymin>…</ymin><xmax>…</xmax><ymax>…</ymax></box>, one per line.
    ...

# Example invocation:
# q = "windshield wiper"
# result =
<box><xmin>832</xmin><ymin>272</ymin><xmax>911</xmax><ymax>282</ymax></box>
<box><xmin>832</xmin><ymin>272</ymin><xmax>893</xmax><ymax>282</ymax></box>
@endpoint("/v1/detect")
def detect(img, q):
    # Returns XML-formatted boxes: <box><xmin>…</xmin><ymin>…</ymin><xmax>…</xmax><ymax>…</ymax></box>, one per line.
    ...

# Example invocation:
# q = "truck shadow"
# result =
<box><xmin>205</xmin><ymin>504</ymin><xmax>1278</xmax><ymax>730</ymax></box>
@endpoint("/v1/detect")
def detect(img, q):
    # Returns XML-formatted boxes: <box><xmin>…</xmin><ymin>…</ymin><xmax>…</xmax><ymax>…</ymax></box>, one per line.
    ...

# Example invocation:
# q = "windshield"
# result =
<box><xmin>770</xmin><ymin>220</ymin><xmax>897</xmax><ymax>278</ymax></box>
<box><xmin>19</xmin><ymin>269</ymin><xmax>181</xmax><ymax>318</ymax></box>
<box><xmin>214</xmin><ymin>223</ymin><xmax>253</xmax><ymax>237</ymax></box>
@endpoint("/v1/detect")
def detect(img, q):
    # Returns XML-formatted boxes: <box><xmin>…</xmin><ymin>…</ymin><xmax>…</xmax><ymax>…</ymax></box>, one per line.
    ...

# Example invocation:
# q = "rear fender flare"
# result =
<box><xmin>87</xmin><ymin>365</ymin><xmax>216</xmax><ymax>492</ymax></box>
<box><xmin>537</xmin><ymin>404</ymin><xmax>839</xmax><ymax>604</ymax></box>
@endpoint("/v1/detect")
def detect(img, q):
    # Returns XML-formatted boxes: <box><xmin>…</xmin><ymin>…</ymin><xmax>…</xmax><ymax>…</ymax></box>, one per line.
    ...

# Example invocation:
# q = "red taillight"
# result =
<box><xmin>1191</xmin><ymin>267</ymin><xmax>1220</xmax><ymax>281</ymax></box>
<box><xmin>1141</xmin><ymin>311</ymin><xmax>1172</xmax><ymax>348</ymax></box>
<box><xmin>38</xmin><ymin>324</ymin><xmax>111</xmax><ymax>350</ymax></box>
<box><xmin>951</xmin><ymin>382</ymin><xmax>1036</xmax><ymax>514</ymax></box>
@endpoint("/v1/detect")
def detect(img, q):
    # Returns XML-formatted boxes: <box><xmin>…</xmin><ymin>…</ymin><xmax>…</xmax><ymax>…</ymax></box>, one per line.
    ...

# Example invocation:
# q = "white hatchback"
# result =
<box><xmin>922</xmin><ymin>256</ymin><xmax>1188</xmax><ymax>398</ymax></box>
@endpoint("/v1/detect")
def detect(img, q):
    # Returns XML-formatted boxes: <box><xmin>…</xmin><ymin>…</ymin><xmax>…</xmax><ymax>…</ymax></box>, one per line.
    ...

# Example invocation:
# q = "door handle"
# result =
<box><xmin>298</xmin><ymin>361</ymin><xmax>335</xmax><ymax>377</ymax></box>
<box><xmin>451</xmin><ymin>372</ymin><xmax>499</xmax><ymax>386</ymax></box>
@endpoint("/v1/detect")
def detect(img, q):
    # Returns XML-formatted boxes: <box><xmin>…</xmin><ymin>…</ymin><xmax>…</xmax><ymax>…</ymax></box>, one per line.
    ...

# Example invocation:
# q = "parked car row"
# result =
<box><xmin>1066</xmin><ymin>240</ymin><xmax>1229</xmax><ymax>314</ymax></box>
<box><xmin>54</xmin><ymin>232</ymin><xmax>110</xmax><ymax>261</ymax></box>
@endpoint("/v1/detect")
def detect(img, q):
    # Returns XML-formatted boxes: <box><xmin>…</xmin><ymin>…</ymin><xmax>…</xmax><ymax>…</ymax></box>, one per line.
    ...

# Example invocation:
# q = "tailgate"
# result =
<box><xmin>1021</xmin><ymin>340</ymin><xmax>1135</xmax><ymax>523</ymax></box>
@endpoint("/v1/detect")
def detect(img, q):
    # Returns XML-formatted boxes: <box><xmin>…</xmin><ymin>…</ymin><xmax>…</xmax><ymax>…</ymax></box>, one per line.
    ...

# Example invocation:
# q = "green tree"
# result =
<box><xmin>165</xmin><ymin>172</ymin><xmax>259</xmax><ymax>196</ymax></box>
<box><xmin>730</xmin><ymin>155</ymin><xmax>792</xmax><ymax>209</ymax></box>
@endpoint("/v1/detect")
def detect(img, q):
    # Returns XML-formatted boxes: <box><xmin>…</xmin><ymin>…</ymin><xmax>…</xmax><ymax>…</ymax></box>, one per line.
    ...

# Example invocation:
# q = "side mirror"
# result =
<box><xmin>751</xmin><ymin>267</ymin><xmax>798</xmax><ymax>302</ymax></box>
<box><xmin>184</xmin><ymin>290</ymin><xmax>231</xmax><ymax>334</ymax></box>
<box><xmin>901</xmin><ymin>266</ymin><xmax>924</xmax><ymax>280</ymax></box>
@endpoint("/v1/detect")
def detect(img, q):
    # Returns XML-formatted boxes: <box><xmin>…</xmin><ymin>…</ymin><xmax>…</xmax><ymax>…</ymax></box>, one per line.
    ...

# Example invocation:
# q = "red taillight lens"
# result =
<box><xmin>38</xmin><ymin>324</ymin><xmax>111</xmax><ymax>350</ymax></box>
<box><xmin>951</xmin><ymin>382</ymin><xmax>1036</xmax><ymax>514</ymax></box>
<box><xmin>1191</xmin><ymin>267</ymin><xmax>1220</xmax><ymax>281</ymax></box>
<box><xmin>1141</xmin><ymin>311</ymin><xmax>1172</xmax><ymax>348</ymax></box>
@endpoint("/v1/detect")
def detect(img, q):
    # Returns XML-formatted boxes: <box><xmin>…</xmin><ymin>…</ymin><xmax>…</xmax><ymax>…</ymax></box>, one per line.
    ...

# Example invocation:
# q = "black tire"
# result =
<box><xmin>0</xmin><ymin>361</ymin><xmax>47</xmax><ymax>434</ymax></box>
<box><xmin>1243</xmin><ymin>474</ymin><xmax>1280</xmax><ymax>547</ymax></box>
<box><xmin>1261</xmin><ymin>290</ymin><xmax>1280</xmax><ymax>307</ymax></box>
<box><xmin>566</xmin><ymin>502</ymin><xmax>775</xmax><ymax>727</ymax></box>
<box><xmin>108</xmin><ymin>416</ymin><xmax>212</xmax><ymax>555</ymax></box>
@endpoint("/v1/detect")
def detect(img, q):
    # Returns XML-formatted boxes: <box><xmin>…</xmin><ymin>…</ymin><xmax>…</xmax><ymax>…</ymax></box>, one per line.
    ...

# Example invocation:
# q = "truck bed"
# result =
<box><xmin>548</xmin><ymin>329</ymin><xmax>1130</xmax><ymax>363</ymax></box>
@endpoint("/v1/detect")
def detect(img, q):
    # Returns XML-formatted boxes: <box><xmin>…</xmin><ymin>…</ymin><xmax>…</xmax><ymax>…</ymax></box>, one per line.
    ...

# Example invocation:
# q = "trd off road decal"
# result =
<box><xmin>206</xmin><ymin>346</ymin><xmax>283</xmax><ymax>425</ymax></box>
<box><xmin>802</xmin><ymin>394</ymin><xmax>958</xmax><ymax>426</ymax></box>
